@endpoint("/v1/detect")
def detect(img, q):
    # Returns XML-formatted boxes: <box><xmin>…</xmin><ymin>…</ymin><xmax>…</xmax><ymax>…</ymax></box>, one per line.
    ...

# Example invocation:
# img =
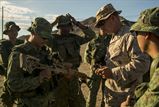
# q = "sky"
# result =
<box><xmin>0</xmin><ymin>0</ymin><xmax>159</xmax><ymax>39</ymax></box>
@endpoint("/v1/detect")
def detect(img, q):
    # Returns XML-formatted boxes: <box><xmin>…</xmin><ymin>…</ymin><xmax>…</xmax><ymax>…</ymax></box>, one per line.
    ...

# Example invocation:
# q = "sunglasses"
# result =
<box><xmin>97</xmin><ymin>20</ymin><xmax>106</xmax><ymax>27</ymax></box>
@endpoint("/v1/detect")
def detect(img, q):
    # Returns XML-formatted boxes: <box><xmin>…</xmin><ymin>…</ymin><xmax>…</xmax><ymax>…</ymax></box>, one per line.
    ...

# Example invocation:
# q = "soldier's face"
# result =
<box><xmin>136</xmin><ymin>32</ymin><xmax>149</xmax><ymax>53</ymax></box>
<box><xmin>99</xmin><ymin>15</ymin><xmax>119</xmax><ymax>35</ymax></box>
<box><xmin>59</xmin><ymin>26</ymin><xmax>71</xmax><ymax>35</ymax></box>
<box><xmin>34</xmin><ymin>35</ymin><xmax>48</xmax><ymax>47</ymax></box>
<box><xmin>7</xmin><ymin>27</ymin><xmax>19</xmax><ymax>38</ymax></box>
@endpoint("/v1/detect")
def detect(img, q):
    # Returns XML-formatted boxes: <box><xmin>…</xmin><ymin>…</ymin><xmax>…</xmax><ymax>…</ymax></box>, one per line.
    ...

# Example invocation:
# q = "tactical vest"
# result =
<box><xmin>52</xmin><ymin>33</ymin><xmax>82</xmax><ymax>68</ymax></box>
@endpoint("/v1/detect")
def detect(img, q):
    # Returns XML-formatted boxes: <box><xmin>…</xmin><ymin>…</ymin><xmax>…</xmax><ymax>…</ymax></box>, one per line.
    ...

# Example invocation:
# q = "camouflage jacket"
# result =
<box><xmin>134</xmin><ymin>56</ymin><xmax>159</xmax><ymax>107</ymax></box>
<box><xmin>104</xmin><ymin>25</ymin><xmax>150</xmax><ymax>107</ymax></box>
<box><xmin>7</xmin><ymin>42</ymin><xmax>51</xmax><ymax>92</ymax></box>
<box><xmin>7</xmin><ymin>42</ymin><xmax>60</xmax><ymax>95</ymax></box>
<box><xmin>84</xmin><ymin>35</ymin><xmax>111</xmax><ymax>67</ymax></box>
<box><xmin>50</xmin><ymin>27</ymin><xmax>96</xmax><ymax>68</ymax></box>
<box><xmin>0</xmin><ymin>39</ymin><xmax>23</xmax><ymax>76</ymax></box>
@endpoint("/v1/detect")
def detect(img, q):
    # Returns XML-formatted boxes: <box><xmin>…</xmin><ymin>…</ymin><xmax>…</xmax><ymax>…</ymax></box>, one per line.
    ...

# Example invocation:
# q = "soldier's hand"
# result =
<box><xmin>39</xmin><ymin>69</ymin><xmax>52</xmax><ymax>83</ymax></box>
<box><xmin>95</xmin><ymin>66</ymin><xmax>113</xmax><ymax>79</ymax></box>
<box><xmin>51</xmin><ymin>16</ymin><xmax>60</xmax><ymax>27</ymax></box>
<box><xmin>64</xmin><ymin>69</ymin><xmax>74</xmax><ymax>80</ymax></box>
<box><xmin>66</xmin><ymin>13</ymin><xmax>78</xmax><ymax>25</ymax></box>
<box><xmin>120</xmin><ymin>95</ymin><xmax>132</xmax><ymax>107</ymax></box>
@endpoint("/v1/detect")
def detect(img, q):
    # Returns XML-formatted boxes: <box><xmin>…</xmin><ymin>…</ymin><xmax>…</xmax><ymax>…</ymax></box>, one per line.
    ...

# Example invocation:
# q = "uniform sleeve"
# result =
<box><xmin>111</xmin><ymin>34</ymin><xmax>150</xmax><ymax>86</ymax></box>
<box><xmin>76</xmin><ymin>27</ymin><xmax>96</xmax><ymax>45</ymax></box>
<box><xmin>134</xmin><ymin>68</ymin><xmax>159</xmax><ymax>107</ymax></box>
<box><xmin>7</xmin><ymin>52</ymin><xmax>41</xmax><ymax>93</ymax></box>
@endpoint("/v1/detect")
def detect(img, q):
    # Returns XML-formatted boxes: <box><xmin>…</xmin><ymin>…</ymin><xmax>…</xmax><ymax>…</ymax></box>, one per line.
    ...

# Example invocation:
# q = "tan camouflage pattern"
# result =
<box><xmin>104</xmin><ymin>25</ymin><xmax>150</xmax><ymax>107</ymax></box>
<box><xmin>95</xmin><ymin>3</ymin><xmax>121</xmax><ymax>27</ymax></box>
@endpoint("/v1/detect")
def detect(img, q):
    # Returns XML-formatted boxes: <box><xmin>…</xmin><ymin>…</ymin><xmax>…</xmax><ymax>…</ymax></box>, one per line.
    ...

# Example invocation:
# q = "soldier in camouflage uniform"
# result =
<box><xmin>49</xmin><ymin>14</ymin><xmax>96</xmax><ymax>107</ymax></box>
<box><xmin>6</xmin><ymin>17</ymin><xmax>58</xmax><ymax>107</ymax></box>
<box><xmin>0</xmin><ymin>21</ymin><xmax>23</xmax><ymax>76</ymax></box>
<box><xmin>121</xmin><ymin>7</ymin><xmax>159</xmax><ymax>107</ymax></box>
<box><xmin>84</xmin><ymin>33</ymin><xmax>111</xmax><ymax>107</ymax></box>
<box><xmin>94</xmin><ymin>4</ymin><xmax>150</xmax><ymax>107</ymax></box>
<box><xmin>84</xmin><ymin>16</ymin><xmax>134</xmax><ymax>107</ymax></box>
<box><xmin>0</xmin><ymin>21</ymin><xmax>23</xmax><ymax>107</ymax></box>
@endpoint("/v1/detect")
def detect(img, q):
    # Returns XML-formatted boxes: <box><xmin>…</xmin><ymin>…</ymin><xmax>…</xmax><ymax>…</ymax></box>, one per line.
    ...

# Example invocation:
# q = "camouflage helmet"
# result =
<box><xmin>130</xmin><ymin>7</ymin><xmax>159</xmax><ymax>37</ymax></box>
<box><xmin>95</xmin><ymin>3</ymin><xmax>121</xmax><ymax>28</ymax></box>
<box><xmin>28</xmin><ymin>17</ymin><xmax>52</xmax><ymax>39</ymax></box>
<box><xmin>57</xmin><ymin>15</ymin><xmax>72</xmax><ymax>28</ymax></box>
<box><xmin>3</xmin><ymin>21</ymin><xmax>20</xmax><ymax>34</ymax></box>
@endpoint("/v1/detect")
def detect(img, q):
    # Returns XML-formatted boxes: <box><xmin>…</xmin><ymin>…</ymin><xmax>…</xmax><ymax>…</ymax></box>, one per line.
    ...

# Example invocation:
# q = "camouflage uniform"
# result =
<box><xmin>50</xmin><ymin>15</ymin><xmax>96</xmax><ymax>107</ymax></box>
<box><xmin>84</xmin><ymin>35</ymin><xmax>111</xmax><ymax>107</ymax></box>
<box><xmin>130</xmin><ymin>7</ymin><xmax>159</xmax><ymax>107</ymax></box>
<box><xmin>0</xmin><ymin>21</ymin><xmax>22</xmax><ymax>76</ymax></box>
<box><xmin>84</xmin><ymin>16</ymin><xmax>134</xmax><ymax>107</ymax></box>
<box><xmin>0</xmin><ymin>21</ymin><xmax>23</xmax><ymax>107</ymax></box>
<box><xmin>0</xmin><ymin>39</ymin><xmax>23</xmax><ymax>76</ymax></box>
<box><xmin>6</xmin><ymin>17</ymin><xmax>56</xmax><ymax>107</ymax></box>
<box><xmin>95</xmin><ymin>4</ymin><xmax>150</xmax><ymax>107</ymax></box>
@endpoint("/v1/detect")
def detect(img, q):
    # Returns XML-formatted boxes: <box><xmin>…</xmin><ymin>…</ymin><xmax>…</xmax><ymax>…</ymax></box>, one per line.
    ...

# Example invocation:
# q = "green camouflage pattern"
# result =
<box><xmin>6</xmin><ymin>42</ymin><xmax>56</xmax><ymax>107</ymax></box>
<box><xmin>84</xmin><ymin>35</ymin><xmax>111</xmax><ymax>66</ymax></box>
<box><xmin>131</xmin><ymin>7</ymin><xmax>159</xmax><ymax>37</ymax></box>
<box><xmin>51</xmin><ymin>27</ymin><xmax>96</xmax><ymax>68</ymax></box>
<box><xmin>0</xmin><ymin>39</ymin><xmax>23</xmax><ymax>76</ymax></box>
<box><xmin>134</xmin><ymin>56</ymin><xmax>159</xmax><ymax>107</ymax></box>
<box><xmin>27</xmin><ymin>17</ymin><xmax>52</xmax><ymax>39</ymax></box>
<box><xmin>84</xmin><ymin>35</ymin><xmax>111</xmax><ymax>107</ymax></box>
<box><xmin>49</xmin><ymin>26</ymin><xmax>96</xmax><ymax>107</ymax></box>
<box><xmin>0</xmin><ymin>39</ymin><xmax>23</xmax><ymax>107</ymax></box>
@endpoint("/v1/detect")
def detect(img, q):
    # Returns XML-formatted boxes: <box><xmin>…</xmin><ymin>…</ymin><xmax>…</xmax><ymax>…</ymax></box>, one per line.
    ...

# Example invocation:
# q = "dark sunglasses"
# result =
<box><xmin>97</xmin><ymin>20</ymin><xmax>106</xmax><ymax>28</ymax></box>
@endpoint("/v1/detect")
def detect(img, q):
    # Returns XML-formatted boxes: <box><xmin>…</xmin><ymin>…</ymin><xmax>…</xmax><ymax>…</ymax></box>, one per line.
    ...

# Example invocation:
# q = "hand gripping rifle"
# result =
<box><xmin>19</xmin><ymin>53</ymin><xmax>93</xmax><ymax>80</ymax></box>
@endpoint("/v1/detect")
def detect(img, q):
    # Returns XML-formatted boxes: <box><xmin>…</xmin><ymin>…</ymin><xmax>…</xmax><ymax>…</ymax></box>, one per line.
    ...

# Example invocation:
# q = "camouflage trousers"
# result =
<box><xmin>53</xmin><ymin>76</ymin><xmax>86</xmax><ymax>107</ymax></box>
<box><xmin>86</xmin><ymin>71</ymin><xmax>105</xmax><ymax>107</ymax></box>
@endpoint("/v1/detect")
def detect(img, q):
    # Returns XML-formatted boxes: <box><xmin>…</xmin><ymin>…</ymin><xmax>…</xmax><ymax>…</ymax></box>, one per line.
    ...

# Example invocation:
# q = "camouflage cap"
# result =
<box><xmin>28</xmin><ymin>17</ymin><xmax>52</xmax><ymax>39</ymax></box>
<box><xmin>3</xmin><ymin>21</ymin><xmax>20</xmax><ymax>34</ymax></box>
<box><xmin>57</xmin><ymin>15</ymin><xmax>72</xmax><ymax>28</ymax></box>
<box><xmin>95</xmin><ymin>3</ymin><xmax>121</xmax><ymax>27</ymax></box>
<box><xmin>130</xmin><ymin>7</ymin><xmax>159</xmax><ymax>37</ymax></box>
